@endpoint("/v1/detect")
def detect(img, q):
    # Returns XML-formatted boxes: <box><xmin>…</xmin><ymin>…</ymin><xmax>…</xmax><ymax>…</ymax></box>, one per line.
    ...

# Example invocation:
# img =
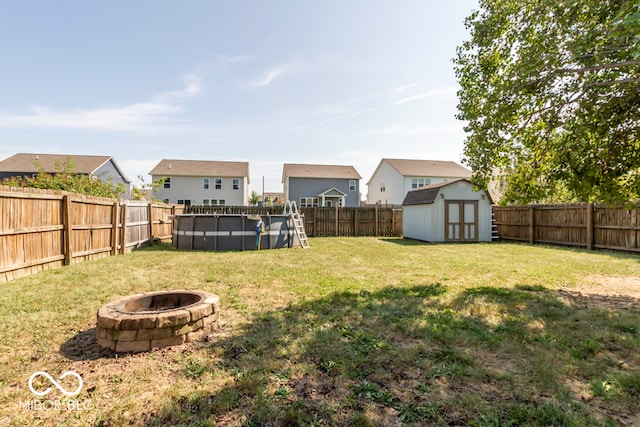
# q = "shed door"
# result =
<box><xmin>445</xmin><ymin>201</ymin><xmax>478</xmax><ymax>242</ymax></box>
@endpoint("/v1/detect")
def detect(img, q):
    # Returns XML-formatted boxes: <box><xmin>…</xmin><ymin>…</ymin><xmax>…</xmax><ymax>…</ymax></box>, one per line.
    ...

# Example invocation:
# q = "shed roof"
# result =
<box><xmin>149</xmin><ymin>159</ymin><xmax>250</xmax><ymax>181</ymax></box>
<box><xmin>282</xmin><ymin>163</ymin><xmax>361</xmax><ymax>182</ymax></box>
<box><xmin>0</xmin><ymin>153</ymin><xmax>131</xmax><ymax>182</ymax></box>
<box><xmin>402</xmin><ymin>179</ymin><xmax>486</xmax><ymax>206</ymax></box>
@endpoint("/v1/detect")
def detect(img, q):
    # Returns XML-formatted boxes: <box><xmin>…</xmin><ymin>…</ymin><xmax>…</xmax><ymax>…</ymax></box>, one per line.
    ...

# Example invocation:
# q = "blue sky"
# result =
<box><xmin>0</xmin><ymin>1</ymin><xmax>478</xmax><ymax>195</ymax></box>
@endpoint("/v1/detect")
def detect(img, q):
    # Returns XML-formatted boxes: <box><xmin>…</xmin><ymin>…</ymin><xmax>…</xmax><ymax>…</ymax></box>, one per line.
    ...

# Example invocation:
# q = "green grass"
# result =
<box><xmin>0</xmin><ymin>238</ymin><xmax>639</xmax><ymax>426</ymax></box>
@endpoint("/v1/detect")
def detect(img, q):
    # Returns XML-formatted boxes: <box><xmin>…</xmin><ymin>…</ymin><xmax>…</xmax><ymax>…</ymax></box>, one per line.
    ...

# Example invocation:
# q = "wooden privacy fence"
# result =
<box><xmin>493</xmin><ymin>203</ymin><xmax>640</xmax><ymax>253</ymax></box>
<box><xmin>0</xmin><ymin>186</ymin><xmax>184</xmax><ymax>282</ymax></box>
<box><xmin>186</xmin><ymin>205</ymin><xmax>403</xmax><ymax>237</ymax></box>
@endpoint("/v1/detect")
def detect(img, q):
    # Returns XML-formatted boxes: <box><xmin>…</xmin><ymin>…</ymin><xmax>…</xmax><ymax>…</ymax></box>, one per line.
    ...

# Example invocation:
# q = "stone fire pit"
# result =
<box><xmin>96</xmin><ymin>290</ymin><xmax>220</xmax><ymax>353</ymax></box>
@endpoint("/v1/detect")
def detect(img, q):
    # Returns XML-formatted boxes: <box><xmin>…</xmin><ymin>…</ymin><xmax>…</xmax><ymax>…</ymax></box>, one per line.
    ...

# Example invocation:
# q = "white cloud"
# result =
<box><xmin>349</xmin><ymin>82</ymin><xmax>423</xmax><ymax>105</ymax></box>
<box><xmin>364</xmin><ymin>122</ymin><xmax>462</xmax><ymax>136</ymax></box>
<box><xmin>0</xmin><ymin>73</ymin><xmax>202</xmax><ymax>132</ymax></box>
<box><xmin>279</xmin><ymin>108</ymin><xmax>374</xmax><ymax>134</ymax></box>
<box><xmin>215</xmin><ymin>54</ymin><xmax>253</xmax><ymax>68</ymax></box>
<box><xmin>247</xmin><ymin>67</ymin><xmax>286</xmax><ymax>87</ymax></box>
<box><xmin>391</xmin><ymin>87</ymin><xmax>457</xmax><ymax>105</ymax></box>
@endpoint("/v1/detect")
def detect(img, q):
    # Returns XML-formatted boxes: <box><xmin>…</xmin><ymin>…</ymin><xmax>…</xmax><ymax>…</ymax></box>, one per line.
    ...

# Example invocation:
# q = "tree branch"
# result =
<box><xmin>584</xmin><ymin>77</ymin><xmax>640</xmax><ymax>88</ymax></box>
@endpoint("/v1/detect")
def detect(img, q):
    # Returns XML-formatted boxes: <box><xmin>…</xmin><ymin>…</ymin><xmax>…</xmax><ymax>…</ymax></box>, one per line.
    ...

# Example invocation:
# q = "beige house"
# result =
<box><xmin>366</xmin><ymin>158</ymin><xmax>472</xmax><ymax>206</ymax></box>
<box><xmin>150</xmin><ymin>159</ymin><xmax>249</xmax><ymax>206</ymax></box>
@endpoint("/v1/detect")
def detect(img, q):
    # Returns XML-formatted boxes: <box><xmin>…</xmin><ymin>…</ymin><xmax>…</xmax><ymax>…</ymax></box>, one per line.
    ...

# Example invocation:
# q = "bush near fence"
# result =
<box><xmin>493</xmin><ymin>203</ymin><xmax>640</xmax><ymax>253</ymax></box>
<box><xmin>0</xmin><ymin>186</ymin><xmax>184</xmax><ymax>282</ymax></box>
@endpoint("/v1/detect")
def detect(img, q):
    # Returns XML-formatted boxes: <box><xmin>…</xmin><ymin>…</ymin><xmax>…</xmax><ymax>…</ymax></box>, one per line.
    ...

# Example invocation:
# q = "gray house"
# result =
<box><xmin>282</xmin><ymin>163</ymin><xmax>362</xmax><ymax>207</ymax></box>
<box><xmin>0</xmin><ymin>153</ymin><xmax>132</xmax><ymax>198</ymax></box>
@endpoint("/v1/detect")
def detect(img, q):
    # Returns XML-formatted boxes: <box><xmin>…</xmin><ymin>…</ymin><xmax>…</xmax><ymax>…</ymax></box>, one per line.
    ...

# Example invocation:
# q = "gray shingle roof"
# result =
<box><xmin>383</xmin><ymin>158</ymin><xmax>471</xmax><ymax>178</ymax></box>
<box><xmin>0</xmin><ymin>153</ymin><xmax>131</xmax><ymax>182</ymax></box>
<box><xmin>282</xmin><ymin>163</ymin><xmax>362</xmax><ymax>181</ymax></box>
<box><xmin>149</xmin><ymin>159</ymin><xmax>250</xmax><ymax>181</ymax></box>
<box><xmin>0</xmin><ymin>153</ymin><xmax>110</xmax><ymax>174</ymax></box>
<box><xmin>402</xmin><ymin>179</ymin><xmax>470</xmax><ymax>206</ymax></box>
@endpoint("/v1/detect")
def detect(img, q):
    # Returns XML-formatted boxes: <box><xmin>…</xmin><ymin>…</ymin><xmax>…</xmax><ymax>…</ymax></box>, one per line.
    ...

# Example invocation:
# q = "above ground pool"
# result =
<box><xmin>171</xmin><ymin>214</ymin><xmax>303</xmax><ymax>251</ymax></box>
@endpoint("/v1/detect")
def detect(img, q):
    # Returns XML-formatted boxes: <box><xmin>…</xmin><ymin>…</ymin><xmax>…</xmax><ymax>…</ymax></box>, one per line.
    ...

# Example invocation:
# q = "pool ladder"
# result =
<box><xmin>284</xmin><ymin>201</ymin><xmax>310</xmax><ymax>248</ymax></box>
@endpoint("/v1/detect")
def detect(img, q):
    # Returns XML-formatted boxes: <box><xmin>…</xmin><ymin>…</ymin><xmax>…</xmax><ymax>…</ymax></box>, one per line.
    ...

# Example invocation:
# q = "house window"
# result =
<box><xmin>203</xmin><ymin>199</ymin><xmax>210</xmax><ymax>205</ymax></box>
<box><xmin>233</xmin><ymin>179</ymin><xmax>239</xmax><ymax>190</ymax></box>
<box><xmin>164</xmin><ymin>177</ymin><xmax>171</xmax><ymax>189</ymax></box>
<box><xmin>300</xmin><ymin>197</ymin><xmax>319</xmax><ymax>207</ymax></box>
<box><xmin>218</xmin><ymin>199</ymin><xmax>225</xmax><ymax>205</ymax></box>
<box><xmin>411</xmin><ymin>178</ymin><xmax>431</xmax><ymax>189</ymax></box>
<box><xmin>349</xmin><ymin>180</ymin><xmax>356</xmax><ymax>191</ymax></box>
<box><xmin>215</xmin><ymin>178</ymin><xmax>222</xmax><ymax>190</ymax></box>
<box><xmin>380</xmin><ymin>183</ymin><xmax>386</xmax><ymax>192</ymax></box>
<box><xmin>203</xmin><ymin>178</ymin><xmax>210</xmax><ymax>189</ymax></box>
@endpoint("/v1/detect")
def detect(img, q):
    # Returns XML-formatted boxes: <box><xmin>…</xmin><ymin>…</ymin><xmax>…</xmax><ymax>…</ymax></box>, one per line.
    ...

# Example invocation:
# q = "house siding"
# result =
<box><xmin>402</xmin><ymin>177</ymin><xmax>451</xmax><ymax>201</ymax></box>
<box><xmin>367</xmin><ymin>162</ymin><xmax>404</xmax><ymax>205</ymax></box>
<box><xmin>288</xmin><ymin>177</ymin><xmax>360</xmax><ymax>207</ymax></box>
<box><xmin>95</xmin><ymin>160</ymin><xmax>131</xmax><ymax>198</ymax></box>
<box><xmin>152</xmin><ymin>175</ymin><xmax>248</xmax><ymax>205</ymax></box>
<box><xmin>367</xmin><ymin>159</ymin><xmax>472</xmax><ymax>206</ymax></box>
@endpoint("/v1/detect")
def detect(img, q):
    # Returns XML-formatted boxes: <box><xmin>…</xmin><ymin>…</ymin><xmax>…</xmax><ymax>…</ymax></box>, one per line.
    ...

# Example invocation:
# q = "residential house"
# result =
<box><xmin>402</xmin><ymin>179</ymin><xmax>493</xmax><ymax>242</ymax></box>
<box><xmin>0</xmin><ymin>152</ymin><xmax>132</xmax><ymax>198</ymax></box>
<box><xmin>282</xmin><ymin>163</ymin><xmax>361</xmax><ymax>207</ymax></box>
<box><xmin>149</xmin><ymin>159</ymin><xmax>249</xmax><ymax>206</ymax></box>
<box><xmin>261</xmin><ymin>192</ymin><xmax>285</xmax><ymax>206</ymax></box>
<box><xmin>366</xmin><ymin>158</ymin><xmax>472</xmax><ymax>206</ymax></box>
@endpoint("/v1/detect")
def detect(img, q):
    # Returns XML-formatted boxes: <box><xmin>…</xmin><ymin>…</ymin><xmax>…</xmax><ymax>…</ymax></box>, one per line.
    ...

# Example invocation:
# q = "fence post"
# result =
<box><xmin>335</xmin><ymin>204</ymin><xmax>339</xmax><ymax>236</ymax></box>
<box><xmin>354</xmin><ymin>208</ymin><xmax>358</xmax><ymax>237</ymax></box>
<box><xmin>120</xmin><ymin>203</ymin><xmax>127</xmax><ymax>254</ymax></box>
<box><xmin>111</xmin><ymin>201</ymin><xmax>119</xmax><ymax>256</ymax></box>
<box><xmin>528</xmin><ymin>205</ymin><xmax>535</xmax><ymax>244</ymax></box>
<box><xmin>63</xmin><ymin>194</ymin><xmax>72</xmax><ymax>265</ymax></box>
<box><xmin>392</xmin><ymin>208</ymin><xmax>397</xmax><ymax>237</ymax></box>
<box><xmin>147</xmin><ymin>203</ymin><xmax>154</xmax><ymax>246</ymax></box>
<box><xmin>375</xmin><ymin>204</ymin><xmax>379</xmax><ymax>236</ymax></box>
<box><xmin>586</xmin><ymin>202</ymin><xmax>594</xmax><ymax>250</ymax></box>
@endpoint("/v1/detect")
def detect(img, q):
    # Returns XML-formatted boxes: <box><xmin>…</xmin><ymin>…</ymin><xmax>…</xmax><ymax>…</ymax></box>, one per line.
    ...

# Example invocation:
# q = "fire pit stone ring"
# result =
<box><xmin>96</xmin><ymin>290</ymin><xmax>220</xmax><ymax>352</ymax></box>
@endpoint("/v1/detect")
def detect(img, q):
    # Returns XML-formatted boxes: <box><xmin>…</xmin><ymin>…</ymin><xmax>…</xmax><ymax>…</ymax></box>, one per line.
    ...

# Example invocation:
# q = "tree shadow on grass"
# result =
<box><xmin>144</xmin><ymin>283</ymin><xmax>636</xmax><ymax>426</ymax></box>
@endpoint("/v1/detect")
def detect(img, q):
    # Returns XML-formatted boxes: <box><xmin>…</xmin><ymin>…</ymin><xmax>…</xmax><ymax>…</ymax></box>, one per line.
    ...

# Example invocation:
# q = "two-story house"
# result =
<box><xmin>282</xmin><ymin>163</ymin><xmax>361</xmax><ymax>207</ymax></box>
<box><xmin>366</xmin><ymin>158</ymin><xmax>472</xmax><ymax>206</ymax></box>
<box><xmin>0</xmin><ymin>152</ymin><xmax>132</xmax><ymax>198</ymax></box>
<box><xmin>150</xmin><ymin>159</ymin><xmax>249</xmax><ymax>206</ymax></box>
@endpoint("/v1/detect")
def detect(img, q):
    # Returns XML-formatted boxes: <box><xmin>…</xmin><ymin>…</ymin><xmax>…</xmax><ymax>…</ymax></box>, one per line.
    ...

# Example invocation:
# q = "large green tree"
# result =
<box><xmin>455</xmin><ymin>0</ymin><xmax>640</xmax><ymax>204</ymax></box>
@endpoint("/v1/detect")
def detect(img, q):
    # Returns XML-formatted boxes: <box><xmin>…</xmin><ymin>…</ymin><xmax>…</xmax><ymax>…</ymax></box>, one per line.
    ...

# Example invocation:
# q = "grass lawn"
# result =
<box><xmin>1</xmin><ymin>237</ymin><xmax>639</xmax><ymax>426</ymax></box>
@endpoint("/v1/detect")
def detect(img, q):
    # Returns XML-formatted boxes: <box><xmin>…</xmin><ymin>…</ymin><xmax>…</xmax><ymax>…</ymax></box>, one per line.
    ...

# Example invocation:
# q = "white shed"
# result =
<box><xmin>401</xmin><ymin>179</ymin><xmax>493</xmax><ymax>242</ymax></box>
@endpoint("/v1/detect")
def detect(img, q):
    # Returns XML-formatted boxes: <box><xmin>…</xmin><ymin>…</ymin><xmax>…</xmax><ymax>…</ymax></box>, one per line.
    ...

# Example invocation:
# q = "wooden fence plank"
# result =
<box><xmin>63</xmin><ymin>195</ymin><xmax>72</xmax><ymax>265</ymax></box>
<box><xmin>494</xmin><ymin>203</ymin><xmax>640</xmax><ymax>253</ymax></box>
<box><xmin>0</xmin><ymin>186</ymin><xmax>187</xmax><ymax>282</ymax></box>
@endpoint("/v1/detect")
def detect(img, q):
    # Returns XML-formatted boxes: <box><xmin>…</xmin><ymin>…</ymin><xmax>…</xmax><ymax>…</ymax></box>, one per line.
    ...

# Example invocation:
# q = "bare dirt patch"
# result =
<box><xmin>557</xmin><ymin>274</ymin><xmax>640</xmax><ymax>312</ymax></box>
